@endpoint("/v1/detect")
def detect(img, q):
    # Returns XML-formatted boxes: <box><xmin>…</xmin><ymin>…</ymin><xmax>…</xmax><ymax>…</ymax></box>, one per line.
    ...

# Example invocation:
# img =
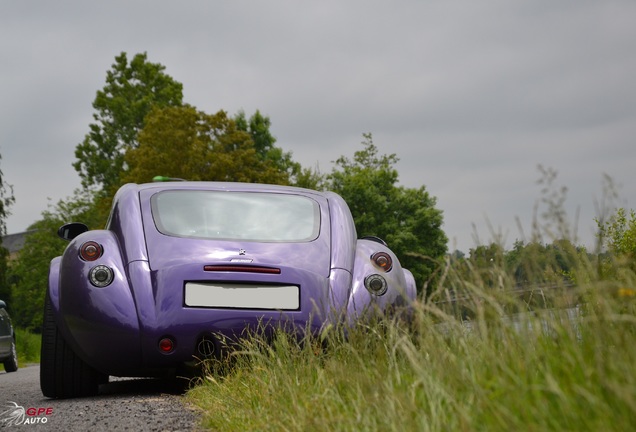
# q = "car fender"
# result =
<box><xmin>327</xmin><ymin>268</ymin><xmax>353</xmax><ymax>323</ymax></box>
<box><xmin>402</xmin><ymin>268</ymin><xmax>417</xmax><ymax>304</ymax></box>
<box><xmin>347</xmin><ymin>239</ymin><xmax>415</xmax><ymax>320</ymax></box>
<box><xmin>55</xmin><ymin>230</ymin><xmax>142</xmax><ymax>374</ymax></box>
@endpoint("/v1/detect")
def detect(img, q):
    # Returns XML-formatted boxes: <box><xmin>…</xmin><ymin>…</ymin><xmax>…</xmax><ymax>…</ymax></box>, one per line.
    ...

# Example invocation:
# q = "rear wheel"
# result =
<box><xmin>2</xmin><ymin>336</ymin><xmax>18</xmax><ymax>372</ymax></box>
<box><xmin>40</xmin><ymin>293</ymin><xmax>106</xmax><ymax>398</ymax></box>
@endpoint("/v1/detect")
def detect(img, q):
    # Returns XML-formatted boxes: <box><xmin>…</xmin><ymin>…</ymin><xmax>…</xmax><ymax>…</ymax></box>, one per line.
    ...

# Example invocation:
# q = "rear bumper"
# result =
<box><xmin>136</xmin><ymin>262</ymin><xmax>333</xmax><ymax>369</ymax></box>
<box><xmin>138</xmin><ymin>307</ymin><xmax>325</xmax><ymax>369</ymax></box>
<box><xmin>57</xmin><ymin>260</ymin><xmax>334</xmax><ymax>376</ymax></box>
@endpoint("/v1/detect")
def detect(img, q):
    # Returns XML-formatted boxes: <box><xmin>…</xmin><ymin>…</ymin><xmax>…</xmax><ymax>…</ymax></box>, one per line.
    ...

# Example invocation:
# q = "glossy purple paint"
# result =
<box><xmin>48</xmin><ymin>181</ymin><xmax>416</xmax><ymax>377</ymax></box>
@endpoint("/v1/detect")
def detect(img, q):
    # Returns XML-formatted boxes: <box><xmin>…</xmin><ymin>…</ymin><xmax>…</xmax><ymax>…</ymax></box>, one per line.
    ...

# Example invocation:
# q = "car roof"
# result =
<box><xmin>132</xmin><ymin>181</ymin><xmax>327</xmax><ymax>198</ymax></box>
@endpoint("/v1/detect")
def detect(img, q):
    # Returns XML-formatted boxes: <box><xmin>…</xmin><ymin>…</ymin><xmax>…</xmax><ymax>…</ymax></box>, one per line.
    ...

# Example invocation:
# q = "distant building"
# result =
<box><xmin>1</xmin><ymin>231</ymin><xmax>35</xmax><ymax>261</ymax></box>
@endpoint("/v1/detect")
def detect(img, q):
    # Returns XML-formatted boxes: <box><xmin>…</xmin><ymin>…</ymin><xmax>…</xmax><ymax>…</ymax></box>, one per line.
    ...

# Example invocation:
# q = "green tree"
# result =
<box><xmin>0</xmin><ymin>155</ymin><xmax>14</xmax><ymax>236</ymax></box>
<box><xmin>327</xmin><ymin>133</ymin><xmax>447</xmax><ymax>292</ymax></box>
<box><xmin>0</xmin><ymin>155</ymin><xmax>15</xmax><ymax>303</ymax></box>
<box><xmin>123</xmin><ymin>105</ymin><xmax>290</xmax><ymax>185</ymax></box>
<box><xmin>470</xmin><ymin>243</ymin><xmax>505</xmax><ymax>268</ymax></box>
<box><xmin>73</xmin><ymin>52</ymin><xmax>184</xmax><ymax>192</ymax></box>
<box><xmin>596</xmin><ymin>207</ymin><xmax>636</xmax><ymax>278</ymax></box>
<box><xmin>502</xmin><ymin>239</ymin><xmax>586</xmax><ymax>287</ymax></box>
<box><xmin>504</xmin><ymin>240</ymin><xmax>550</xmax><ymax>285</ymax></box>
<box><xmin>9</xmin><ymin>190</ymin><xmax>97</xmax><ymax>331</ymax></box>
<box><xmin>234</xmin><ymin>110</ymin><xmax>278</xmax><ymax>160</ymax></box>
<box><xmin>598</xmin><ymin>208</ymin><xmax>636</xmax><ymax>258</ymax></box>
<box><xmin>0</xmin><ymin>245</ymin><xmax>9</xmax><ymax>304</ymax></box>
<box><xmin>292</xmin><ymin>165</ymin><xmax>326</xmax><ymax>190</ymax></box>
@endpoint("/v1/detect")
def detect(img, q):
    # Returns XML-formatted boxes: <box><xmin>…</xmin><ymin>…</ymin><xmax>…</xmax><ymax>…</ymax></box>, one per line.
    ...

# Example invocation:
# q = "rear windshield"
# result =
<box><xmin>150</xmin><ymin>190</ymin><xmax>320</xmax><ymax>242</ymax></box>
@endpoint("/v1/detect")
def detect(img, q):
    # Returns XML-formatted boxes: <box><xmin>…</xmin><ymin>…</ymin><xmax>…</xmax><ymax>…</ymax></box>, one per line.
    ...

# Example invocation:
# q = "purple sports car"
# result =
<box><xmin>41</xmin><ymin>181</ymin><xmax>416</xmax><ymax>398</ymax></box>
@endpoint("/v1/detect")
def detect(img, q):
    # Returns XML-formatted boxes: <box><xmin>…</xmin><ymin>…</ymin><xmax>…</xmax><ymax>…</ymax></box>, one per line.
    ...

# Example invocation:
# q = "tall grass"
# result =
<box><xmin>187</xmin><ymin>259</ymin><xmax>636</xmax><ymax>431</ymax></box>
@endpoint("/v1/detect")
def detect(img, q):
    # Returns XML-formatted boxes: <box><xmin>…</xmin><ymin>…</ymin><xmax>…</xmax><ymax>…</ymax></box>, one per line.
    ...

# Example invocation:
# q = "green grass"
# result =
<box><xmin>15</xmin><ymin>328</ymin><xmax>41</xmax><ymax>365</ymax></box>
<box><xmin>187</xmin><ymin>269</ymin><xmax>636</xmax><ymax>431</ymax></box>
<box><xmin>0</xmin><ymin>328</ymin><xmax>41</xmax><ymax>371</ymax></box>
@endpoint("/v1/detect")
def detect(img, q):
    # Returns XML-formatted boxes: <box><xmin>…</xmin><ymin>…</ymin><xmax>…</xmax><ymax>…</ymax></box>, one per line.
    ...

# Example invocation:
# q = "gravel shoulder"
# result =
<box><xmin>0</xmin><ymin>365</ymin><xmax>202</xmax><ymax>431</ymax></box>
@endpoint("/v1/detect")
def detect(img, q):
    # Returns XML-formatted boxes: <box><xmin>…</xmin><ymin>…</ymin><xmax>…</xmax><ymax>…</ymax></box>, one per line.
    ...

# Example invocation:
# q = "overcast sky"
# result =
<box><xmin>1</xmin><ymin>1</ymin><xmax>635</xmax><ymax>253</ymax></box>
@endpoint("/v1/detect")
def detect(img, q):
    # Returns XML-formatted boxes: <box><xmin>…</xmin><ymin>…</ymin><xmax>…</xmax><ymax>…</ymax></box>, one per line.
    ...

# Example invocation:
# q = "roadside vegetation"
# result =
<box><xmin>14</xmin><ymin>328</ymin><xmax>41</xmax><ymax>366</ymax></box>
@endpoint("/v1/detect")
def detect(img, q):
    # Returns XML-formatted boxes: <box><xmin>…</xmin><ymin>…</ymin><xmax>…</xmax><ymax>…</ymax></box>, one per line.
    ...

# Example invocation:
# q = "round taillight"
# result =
<box><xmin>371</xmin><ymin>252</ymin><xmax>393</xmax><ymax>272</ymax></box>
<box><xmin>89</xmin><ymin>265</ymin><xmax>114</xmax><ymax>287</ymax></box>
<box><xmin>80</xmin><ymin>241</ymin><xmax>103</xmax><ymax>261</ymax></box>
<box><xmin>159</xmin><ymin>337</ymin><xmax>175</xmax><ymax>354</ymax></box>
<box><xmin>364</xmin><ymin>274</ymin><xmax>388</xmax><ymax>296</ymax></box>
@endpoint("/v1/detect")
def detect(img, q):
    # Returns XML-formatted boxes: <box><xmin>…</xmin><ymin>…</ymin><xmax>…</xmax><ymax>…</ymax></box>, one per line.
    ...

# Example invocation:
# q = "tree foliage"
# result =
<box><xmin>457</xmin><ymin>238</ymin><xmax>587</xmax><ymax>290</ymax></box>
<box><xmin>0</xmin><ymin>155</ymin><xmax>15</xmax><ymax>303</ymax></box>
<box><xmin>71</xmin><ymin>51</ymin><xmax>321</xmax><ymax>225</ymax></box>
<box><xmin>73</xmin><ymin>52</ymin><xmax>184</xmax><ymax>192</ymax></box>
<box><xmin>326</xmin><ymin>134</ymin><xmax>448</xmax><ymax>291</ymax></box>
<box><xmin>596</xmin><ymin>207</ymin><xmax>636</xmax><ymax>278</ymax></box>
<box><xmin>123</xmin><ymin>105</ymin><xmax>290</xmax><ymax>185</ymax></box>
<box><xmin>598</xmin><ymin>208</ymin><xmax>636</xmax><ymax>258</ymax></box>
<box><xmin>0</xmin><ymin>155</ymin><xmax>14</xmax><ymax>237</ymax></box>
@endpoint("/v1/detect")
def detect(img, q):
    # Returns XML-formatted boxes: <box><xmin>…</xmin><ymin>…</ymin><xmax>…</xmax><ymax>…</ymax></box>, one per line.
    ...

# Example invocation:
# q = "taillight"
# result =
<box><xmin>159</xmin><ymin>337</ymin><xmax>175</xmax><ymax>354</ymax></box>
<box><xmin>371</xmin><ymin>252</ymin><xmax>392</xmax><ymax>272</ymax></box>
<box><xmin>79</xmin><ymin>241</ymin><xmax>103</xmax><ymax>261</ymax></box>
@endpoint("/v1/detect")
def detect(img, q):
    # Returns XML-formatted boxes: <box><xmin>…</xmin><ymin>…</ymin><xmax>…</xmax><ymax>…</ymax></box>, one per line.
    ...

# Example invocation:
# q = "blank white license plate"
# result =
<box><xmin>185</xmin><ymin>282</ymin><xmax>299</xmax><ymax>310</ymax></box>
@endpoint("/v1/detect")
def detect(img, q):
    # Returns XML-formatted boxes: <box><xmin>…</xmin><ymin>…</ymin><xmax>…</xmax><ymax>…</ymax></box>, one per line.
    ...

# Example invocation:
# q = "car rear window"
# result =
<box><xmin>150</xmin><ymin>190</ymin><xmax>320</xmax><ymax>242</ymax></box>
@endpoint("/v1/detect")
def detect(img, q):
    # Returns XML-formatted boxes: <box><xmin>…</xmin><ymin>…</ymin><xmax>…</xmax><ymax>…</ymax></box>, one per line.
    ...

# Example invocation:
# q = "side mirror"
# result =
<box><xmin>58</xmin><ymin>223</ymin><xmax>89</xmax><ymax>241</ymax></box>
<box><xmin>0</xmin><ymin>300</ymin><xmax>6</xmax><ymax>309</ymax></box>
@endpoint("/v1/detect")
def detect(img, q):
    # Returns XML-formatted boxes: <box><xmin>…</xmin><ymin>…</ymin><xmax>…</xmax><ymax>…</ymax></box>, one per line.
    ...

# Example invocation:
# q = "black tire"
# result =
<box><xmin>2</xmin><ymin>336</ymin><xmax>18</xmax><ymax>372</ymax></box>
<box><xmin>40</xmin><ymin>293</ymin><xmax>106</xmax><ymax>398</ymax></box>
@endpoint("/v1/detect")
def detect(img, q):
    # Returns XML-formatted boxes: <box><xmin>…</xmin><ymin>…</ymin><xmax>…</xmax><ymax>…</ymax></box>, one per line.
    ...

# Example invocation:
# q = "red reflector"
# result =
<box><xmin>371</xmin><ymin>252</ymin><xmax>393</xmax><ymax>272</ymax></box>
<box><xmin>79</xmin><ymin>241</ymin><xmax>103</xmax><ymax>261</ymax></box>
<box><xmin>159</xmin><ymin>338</ymin><xmax>174</xmax><ymax>353</ymax></box>
<box><xmin>203</xmin><ymin>265</ymin><xmax>281</xmax><ymax>274</ymax></box>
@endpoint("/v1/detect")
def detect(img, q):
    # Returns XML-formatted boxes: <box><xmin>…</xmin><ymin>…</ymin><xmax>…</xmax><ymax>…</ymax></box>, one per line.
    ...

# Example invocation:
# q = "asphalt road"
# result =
<box><xmin>0</xmin><ymin>365</ymin><xmax>202</xmax><ymax>431</ymax></box>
